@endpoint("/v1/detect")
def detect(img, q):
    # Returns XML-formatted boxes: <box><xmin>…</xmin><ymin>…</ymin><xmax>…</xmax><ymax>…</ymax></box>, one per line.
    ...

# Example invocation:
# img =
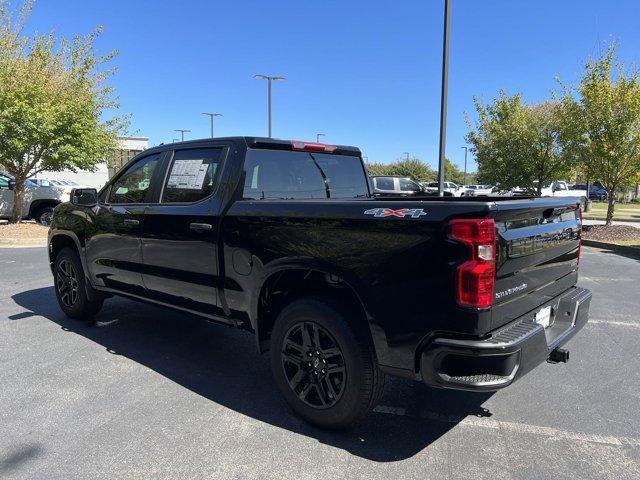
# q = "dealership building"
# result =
<box><xmin>31</xmin><ymin>136</ymin><xmax>149</xmax><ymax>189</ymax></box>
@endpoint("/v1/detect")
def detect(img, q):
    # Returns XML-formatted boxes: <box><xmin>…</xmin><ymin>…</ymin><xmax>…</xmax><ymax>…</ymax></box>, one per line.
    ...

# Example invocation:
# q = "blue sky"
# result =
<box><xmin>23</xmin><ymin>0</ymin><xmax>640</xmax><ymax>171</ymax></box>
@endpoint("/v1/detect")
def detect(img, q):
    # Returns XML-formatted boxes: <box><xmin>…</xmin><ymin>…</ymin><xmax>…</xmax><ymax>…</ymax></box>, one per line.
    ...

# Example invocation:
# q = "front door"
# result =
<box><xmin>140</xmin><ymin>146</ymin><xmax>227</xmax><ymax>316</ymax></box>
<box><xmin>85</xmin><ymin>152</ymin><xmax>164</xmax><ymax>296</ymax></box>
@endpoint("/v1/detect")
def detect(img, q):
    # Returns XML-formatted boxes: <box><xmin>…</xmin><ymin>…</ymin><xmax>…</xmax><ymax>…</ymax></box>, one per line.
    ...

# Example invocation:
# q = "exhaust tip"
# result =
<box><xmin>548</xmin><ymin>348</ymin><xmax>570</xmax><ymax>364</ymax></box>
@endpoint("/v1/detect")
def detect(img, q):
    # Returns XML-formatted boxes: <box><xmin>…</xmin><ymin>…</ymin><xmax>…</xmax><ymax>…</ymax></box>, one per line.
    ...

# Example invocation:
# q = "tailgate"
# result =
<box><xmin>489</xmin><ymin>198</ymin><xmax>581</xmax><ymax>330</ymax></box>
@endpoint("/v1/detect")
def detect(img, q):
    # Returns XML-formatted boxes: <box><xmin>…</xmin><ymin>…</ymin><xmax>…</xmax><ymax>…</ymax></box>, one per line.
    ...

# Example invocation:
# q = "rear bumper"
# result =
<box><xmin>419</xmin><ymin>286</ymin><xmax>592</xmax><ymax>391</ymax></box>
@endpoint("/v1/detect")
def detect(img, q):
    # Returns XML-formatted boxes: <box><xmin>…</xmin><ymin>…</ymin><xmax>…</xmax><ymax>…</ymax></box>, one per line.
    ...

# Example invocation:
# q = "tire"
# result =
<box><xmin>270</xmin><ymin>297</ymin><xmax>385</xmax><ymax>429</ymax></box>
<box><xmin>34</xmin><ymin>205</ymin><xmax>55</xmax><ymax>226</ymax></box>
<box><xmin>53</xmin><ymin>247</ymin><xmax>103</xmax><ymax>320</ymax></box>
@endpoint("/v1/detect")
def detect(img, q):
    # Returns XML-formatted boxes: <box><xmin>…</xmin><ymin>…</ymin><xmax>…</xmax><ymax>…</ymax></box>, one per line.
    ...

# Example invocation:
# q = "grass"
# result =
<box><xmin>608</xmin><ymin>239</ymin><xmax>640</xmax><ymax>247</ymax></box>
<box><xmin>584</xmin><ymin>201</ymin><xmax>640</xmax><ymax>221</ymax></box>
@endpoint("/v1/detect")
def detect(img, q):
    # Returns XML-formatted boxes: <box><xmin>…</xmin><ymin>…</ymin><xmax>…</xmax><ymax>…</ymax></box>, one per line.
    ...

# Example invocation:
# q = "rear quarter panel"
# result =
<box><xmin>221</xmin><ymin>199</ymin><xmax>492</xmax><ymax>371</ymax></box>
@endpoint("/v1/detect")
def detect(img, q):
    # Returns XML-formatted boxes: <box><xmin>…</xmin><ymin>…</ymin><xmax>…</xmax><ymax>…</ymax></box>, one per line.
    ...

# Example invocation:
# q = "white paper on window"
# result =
<box><xmin>167</xmin><ymin>159</ymin><xmax>209</xmax><ymax>190</ymax></box>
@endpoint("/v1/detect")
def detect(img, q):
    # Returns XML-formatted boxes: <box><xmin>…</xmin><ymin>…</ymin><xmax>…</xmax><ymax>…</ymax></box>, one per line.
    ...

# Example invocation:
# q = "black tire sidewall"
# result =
<box><xmin>35</xmin><ymin>206</ymin><xmax>54</xmax><ymax>226</ymax></box>
<box><xmin>53</xmin><ymin>247</ymin><xmax>100</xmax><ymax>320</ymax></box>
<box><xmin>270</xmin><ymin>298</ymin><xmax>374</xmax><ymax>429</ymax></box>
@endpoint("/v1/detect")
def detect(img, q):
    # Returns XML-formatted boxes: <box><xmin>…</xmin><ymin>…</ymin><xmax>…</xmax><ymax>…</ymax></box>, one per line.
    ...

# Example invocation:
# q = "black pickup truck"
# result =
<box><xmin>48</xmin><ymin>137</ymin><xmax>591</xmax><ymax>429</ymax></box>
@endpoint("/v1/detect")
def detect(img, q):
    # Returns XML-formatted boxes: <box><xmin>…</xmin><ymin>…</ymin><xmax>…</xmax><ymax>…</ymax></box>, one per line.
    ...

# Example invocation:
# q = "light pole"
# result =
<box><xmin>254</xmin><ymin>74</ymin><xmax>286</xmax><ymax>137</ymax></box>
<box><xmin>175</xmin><ymin>129</ymin><xmax>190</xmax><ymax>141</ymax></box>
<box><xmin>461</xmin><ymin>146</ymin><xmax>468</xmax><ymax>185</ymax></box>
<box><xmin>202</xmin><ymin>112</ymin><xmax>222</xmax><ymax>138</ymax></box>
<box><xmin>316</xmin><ymin>133</ymin><xmax>325</xmax><ymax>143</ymax></box>
<box><xmin>437</xmin><ymin>0</ymin><xmax>451</xmax><ymax>197</ymax></box>
<box><xmin>172</xmin><ymin>138</ymin><xmax>180</xmax><ymax>143</ymax></box>
<box><xmin>403</xmin><ymin>152</ymin><xmax>410</xmax><ymax>161</ymax></box>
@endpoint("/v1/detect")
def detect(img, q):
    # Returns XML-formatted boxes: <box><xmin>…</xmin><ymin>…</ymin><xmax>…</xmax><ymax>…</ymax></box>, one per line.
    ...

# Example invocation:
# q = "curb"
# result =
<box><xmin>583</xmin><ymin>216</ymin><xmax>640</xmax><ymax>223</ymax></box>
<box><xmin>582</xmin><ymin>239</ymin><xmax>640</xmax><ymax>259</ymax></box>
<box><xmin>0</xmin><ymin>238</ymin><xmax>47</xmax><ymax>248</ymax></box>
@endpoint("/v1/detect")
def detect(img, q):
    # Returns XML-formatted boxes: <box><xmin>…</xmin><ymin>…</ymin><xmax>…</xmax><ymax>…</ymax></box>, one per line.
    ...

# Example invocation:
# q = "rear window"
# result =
<box><xmin>374</xmin><ymin>177</ymin><xmax>394</xmax><ymax>190</ymax></box>
<box><xmin>243</xmin><ymin>149</ymin><xmax>368</xmax><ymax>200</ymax></box>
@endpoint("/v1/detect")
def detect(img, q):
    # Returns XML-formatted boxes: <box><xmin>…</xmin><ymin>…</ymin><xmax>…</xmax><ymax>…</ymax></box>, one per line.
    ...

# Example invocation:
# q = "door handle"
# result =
<box><xmin>190</xmin><ymin>222</ymin><xmax>212</xmax><ymax>231</ymax></box>
<box><xmin>123</xmin><ymin>219</ymin><xmax>139</xmax><ymax>226</ymax></box>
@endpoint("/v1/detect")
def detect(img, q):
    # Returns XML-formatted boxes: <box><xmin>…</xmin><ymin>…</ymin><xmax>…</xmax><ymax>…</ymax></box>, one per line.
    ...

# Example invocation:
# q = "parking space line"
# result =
<box><xmin>374</xmin><ymin>406</ymin><xmax>640</xmax><ymax>447</ymax></box>
<box><xmin>588</xmin><ymin>319</ymin><xmax>640</xmax><ymax>329</ymax></box>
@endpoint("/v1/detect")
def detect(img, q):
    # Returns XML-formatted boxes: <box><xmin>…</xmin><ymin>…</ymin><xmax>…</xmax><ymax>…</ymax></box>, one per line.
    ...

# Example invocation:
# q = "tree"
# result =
<box><xmin>560</xmin><ymin>45</ymin><xmax>640</xmax><ymax>225</ymax></box>
<box><xmin>365</xmin><ymin>157</ymin><xmax>435</xmax><ymax>182</ymax></box>
<box><xmin>467</xmin><ymin>92</ymin><xmax>575</xmax><ymax>194</ymax></box>
<box><xmin>444</xmin><ymin>158</ymin><xmax>466</xmax><ymax>185</ymax></box>
<box><xmin>0</xmin><ymin>1</ymin><xmax>125</xmax><ymax>222</ymax></box>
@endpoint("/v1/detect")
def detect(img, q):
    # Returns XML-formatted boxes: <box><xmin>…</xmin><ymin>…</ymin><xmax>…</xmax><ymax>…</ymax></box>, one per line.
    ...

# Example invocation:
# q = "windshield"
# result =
<box><xmin>243</xmin><ymin>149</ymin><xmax>369</xmax><ymax>199</ymax></box>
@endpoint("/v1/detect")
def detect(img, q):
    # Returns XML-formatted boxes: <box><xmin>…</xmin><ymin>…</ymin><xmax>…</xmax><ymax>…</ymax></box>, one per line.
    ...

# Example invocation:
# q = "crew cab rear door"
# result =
<box><xmin>489</xmin><ymin>198</ymin><xmax>582</xmax><ymax>330</ymax></box>
<box><xmin>140</xmin><ymin>143</ymin><xmax>230</xmax><ymax>318</ymax></box>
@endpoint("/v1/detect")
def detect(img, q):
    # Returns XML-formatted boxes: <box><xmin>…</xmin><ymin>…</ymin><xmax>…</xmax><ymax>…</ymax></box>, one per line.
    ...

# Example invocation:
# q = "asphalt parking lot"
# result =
<box><xmin>1</xmin><ymin>246</ymin><xmax>639</xmax><ymax>479</ymax></box>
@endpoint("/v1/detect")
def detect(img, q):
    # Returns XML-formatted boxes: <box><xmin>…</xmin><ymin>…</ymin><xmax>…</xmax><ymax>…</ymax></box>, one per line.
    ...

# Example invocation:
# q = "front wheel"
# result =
<box><xmin>270</xmin><ymin>297</ymin><xmax>385</xmax><ymax>429</ymax></box>
<box><xmin>54</xmin><ymin>247</ymin><xmax>103</xmax><ymax>320</ymax></box>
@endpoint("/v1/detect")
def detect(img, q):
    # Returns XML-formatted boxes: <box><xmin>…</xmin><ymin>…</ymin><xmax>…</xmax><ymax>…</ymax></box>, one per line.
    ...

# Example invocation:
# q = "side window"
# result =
<box><xmin>0</xmin><ymin>177</ymin><xmax>8</xmax><ymax>189</ymax></box>
<box><xmin>108</xmin><ymin>153</ymin><xmax>161</xmax><ymax>204</ymax></box>
<box><xmin>399</xmin><ymin>178</ymin><xmax>420</xmax><ymax>192</ymax></box>
<box><xmin>162</xmin><ymin>148</ymin><xmax>223</xmax><ymax>203</ymax></box>
<box><xmin>374</xmin><ymin>177</ymin><xmax>394</xmax><ymax>190</ymax></box>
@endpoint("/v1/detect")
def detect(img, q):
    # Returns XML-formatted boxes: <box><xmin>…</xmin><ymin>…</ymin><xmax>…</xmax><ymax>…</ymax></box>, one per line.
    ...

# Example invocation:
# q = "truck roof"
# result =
<box><xmin>145</xmin><ymin>137</ymin><xmax>361</xmax><ymax>157</ymax></box>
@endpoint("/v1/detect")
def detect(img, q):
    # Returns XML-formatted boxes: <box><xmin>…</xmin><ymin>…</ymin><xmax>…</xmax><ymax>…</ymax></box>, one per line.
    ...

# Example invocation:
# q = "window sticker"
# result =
<box><xmin>167</xmin><ymin>159</ymin><xmax>209</xmax><ymax>190</ymax></box>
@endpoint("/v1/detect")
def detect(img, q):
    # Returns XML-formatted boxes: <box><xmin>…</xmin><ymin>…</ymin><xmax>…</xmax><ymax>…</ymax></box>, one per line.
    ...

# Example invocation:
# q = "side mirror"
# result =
<box><xmin>71</xmin><ymin>188</ymin><xmax>98</xmax><ymax>206</ymax></box>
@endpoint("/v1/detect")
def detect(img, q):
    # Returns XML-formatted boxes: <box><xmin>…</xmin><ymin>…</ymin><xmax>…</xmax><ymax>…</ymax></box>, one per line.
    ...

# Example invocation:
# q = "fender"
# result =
<box><xmin>249</xmin><ymin>257</ymin><xmax>391</xmax><ymax>365</ymax></box>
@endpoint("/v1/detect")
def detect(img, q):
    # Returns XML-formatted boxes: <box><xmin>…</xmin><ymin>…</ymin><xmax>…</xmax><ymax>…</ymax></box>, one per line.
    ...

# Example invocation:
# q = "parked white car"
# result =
<box><xmin>461</xmin><ymin>184</ymin><xmax>494</xmax><ymax>196</ymax></box>
<box><xmin>535</xmin><ymin>181</ymin><xmax>587</xmax><ymax>204</ymax></box>
<box><xmin>422</xmin><ymin>181</ymin><xmax>464</xmax><ymax>196</ymax></box>
<box><xmin>0</xmin><ymin>174</ymin><xmax>66</xmax><ymax>224</ymax></box>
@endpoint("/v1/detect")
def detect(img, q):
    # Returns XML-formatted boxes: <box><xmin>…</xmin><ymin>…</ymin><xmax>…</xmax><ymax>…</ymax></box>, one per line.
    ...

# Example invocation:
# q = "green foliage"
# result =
<box><xmin>560</xmin><ymin>45</ymin><xmax>640</xmax><ymax>224</ymax></box>
<box><xmin>0</xmin><ymin>1</ymin><xmax>127</xmax><ymax>222</ymax></box>
<box><xmin>365</xmin><ymin>157</ymin><xmax>435</xmax><ymax>182</ymax></box>
<box><xmin>467</xmin><ymin>92</ymin><xmax>575</xmax><ymax>194</ymax></box>
<box><xmin>444</xmin><ymin>158</ymin><xmax>466</xmax><ymax>185</ymax></box>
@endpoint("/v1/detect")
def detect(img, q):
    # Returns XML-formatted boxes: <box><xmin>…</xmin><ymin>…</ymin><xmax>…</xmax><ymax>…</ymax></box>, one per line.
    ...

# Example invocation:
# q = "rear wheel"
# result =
<box><xmin>34</xmin><ymin>205</ymin><xmax>55</xmax><ymax>226</ymax></box>
<box><xmin>54</xmin><ymin>247</ymin><xmax>103</xmax><ymax>320</ymax></box>
<box><xmin>270</xmin><ymin>297</ymin><xmax>385</xmax><ymax>429</ymax></box>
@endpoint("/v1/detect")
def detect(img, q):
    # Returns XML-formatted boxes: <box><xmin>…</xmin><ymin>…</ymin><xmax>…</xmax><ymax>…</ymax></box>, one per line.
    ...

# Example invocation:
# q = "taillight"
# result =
<box><xmin>290</xmin><ymin>141</ymin><xmax>337</xmax><ymax>153</ymax></box>
<box><xmin>448</xmin><ymin>218</ymin><xmax>497</xmax><ymax>309</ymax></box>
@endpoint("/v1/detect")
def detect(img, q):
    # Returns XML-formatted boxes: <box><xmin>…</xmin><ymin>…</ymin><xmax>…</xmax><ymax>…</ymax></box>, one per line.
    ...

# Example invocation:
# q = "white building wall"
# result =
<box><xmin>33</xmin><ymin>137</ymin><xmax>149</xmax><ymax>189</ymax></box>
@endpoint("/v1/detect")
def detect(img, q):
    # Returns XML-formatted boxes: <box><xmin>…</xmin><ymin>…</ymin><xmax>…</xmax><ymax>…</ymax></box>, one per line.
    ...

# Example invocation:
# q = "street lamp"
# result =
<box><xmin>172</xmin><ymin>138</ymin><xmax>180</xmax><ymax>143</ymax></box>
<box><xmin>403</xmin><ymin>152</ymin><xmax>410</xmax><ymax>160</ymax></box>
<box><xmin>202</xmin><ymin>112</ymin><xmax>222</xmax><ymax>138</ymax></box>
<box><xmin>254</xmin><ymin>74</ymin><xmax>286</xmax><ymax>137</ymax></box>
<box><xmin>436</xmin><ymin>0</ymin><xmax>451</xmax><ymax>197</ymax></box>
<box><xmin>316</xmin><ymin>133</ymin><xmax>325</xmax><ymax>143</ymax></box>
<box><xmin>175</xmin><ymin>129</ymin><xmax>190</xmax><ymax>141</ymax></box>
<box><xmin>461</xmin><ymin>146</ymin><xmax>468</xmax><ymax>185</ymax></box>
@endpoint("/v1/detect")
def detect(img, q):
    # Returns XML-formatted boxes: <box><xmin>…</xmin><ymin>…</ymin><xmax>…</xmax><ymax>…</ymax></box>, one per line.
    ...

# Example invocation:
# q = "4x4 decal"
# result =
<box><xmin>364</xmin><ymin>208</ymin><xmax>427</xmax><ymax>218</ymax></box>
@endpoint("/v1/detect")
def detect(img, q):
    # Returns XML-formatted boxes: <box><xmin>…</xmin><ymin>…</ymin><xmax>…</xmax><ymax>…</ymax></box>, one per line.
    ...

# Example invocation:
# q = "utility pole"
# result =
<box><xmin>316</xmin><ymin>133</ymin><xmax>325</xmax><ymax>143</ymax></box>
<box><xmin>403</xmin><ymin>152</ymin><xmax>410</xmax><ymax>161</ymax></box>
<box><xmin>202</xmin><ymin>112</ymin><xmax>222</xmax><ymax>138</ymax></box>
<box><xmin>254</xmin><ymin>74</ymin><xmax>286</xmax><ymax>137</ymax></box>
<box><xmin>174</xmin><ymin>129</ymin><xmax>190</xmax><ymax>142</ymax></box>
<box><xmin>437</xmin><ymin>0</ymin><xmax>451</xmax><ymax>197</ymax></box>
<box><xmin>461</xmin><ymin>146</ymin><xmax>468</xmax><ymax>185</ymax></box>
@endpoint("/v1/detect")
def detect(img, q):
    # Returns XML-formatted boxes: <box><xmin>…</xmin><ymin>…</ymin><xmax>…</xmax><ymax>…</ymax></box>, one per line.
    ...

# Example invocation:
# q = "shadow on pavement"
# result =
<box><xmin>0</xmin><ymin>444</ymin><xmax>43</xmax><ymax>476</ymax></box>
<box><xmin>11</xmin><ymin>286</ymin><xmax>494</xmax><ymax>462</ymax></box>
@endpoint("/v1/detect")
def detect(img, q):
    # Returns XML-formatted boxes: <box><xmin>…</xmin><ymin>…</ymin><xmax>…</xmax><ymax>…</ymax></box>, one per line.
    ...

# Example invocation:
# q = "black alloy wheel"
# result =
<box><xmin>281</xmin><ymin>321</ymin><xmax>346</xmax><ymax>409</ymax></box>
<box><xmin>56</xmin><ymin>259</ymin><xmax>79</xmax><ymax>307</ymax></box>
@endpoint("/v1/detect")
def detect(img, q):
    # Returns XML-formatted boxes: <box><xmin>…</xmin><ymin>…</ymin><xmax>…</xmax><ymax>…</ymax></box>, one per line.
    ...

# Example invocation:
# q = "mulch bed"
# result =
<box><xmin>582</xmin><ymin>225</ymin><xmax>640</xmax><ymax>242</ymax></box>
<box><xmin>0</xmin><ymin>222</ymin><xmax>49</xmax><ymax>239</ymax></box>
